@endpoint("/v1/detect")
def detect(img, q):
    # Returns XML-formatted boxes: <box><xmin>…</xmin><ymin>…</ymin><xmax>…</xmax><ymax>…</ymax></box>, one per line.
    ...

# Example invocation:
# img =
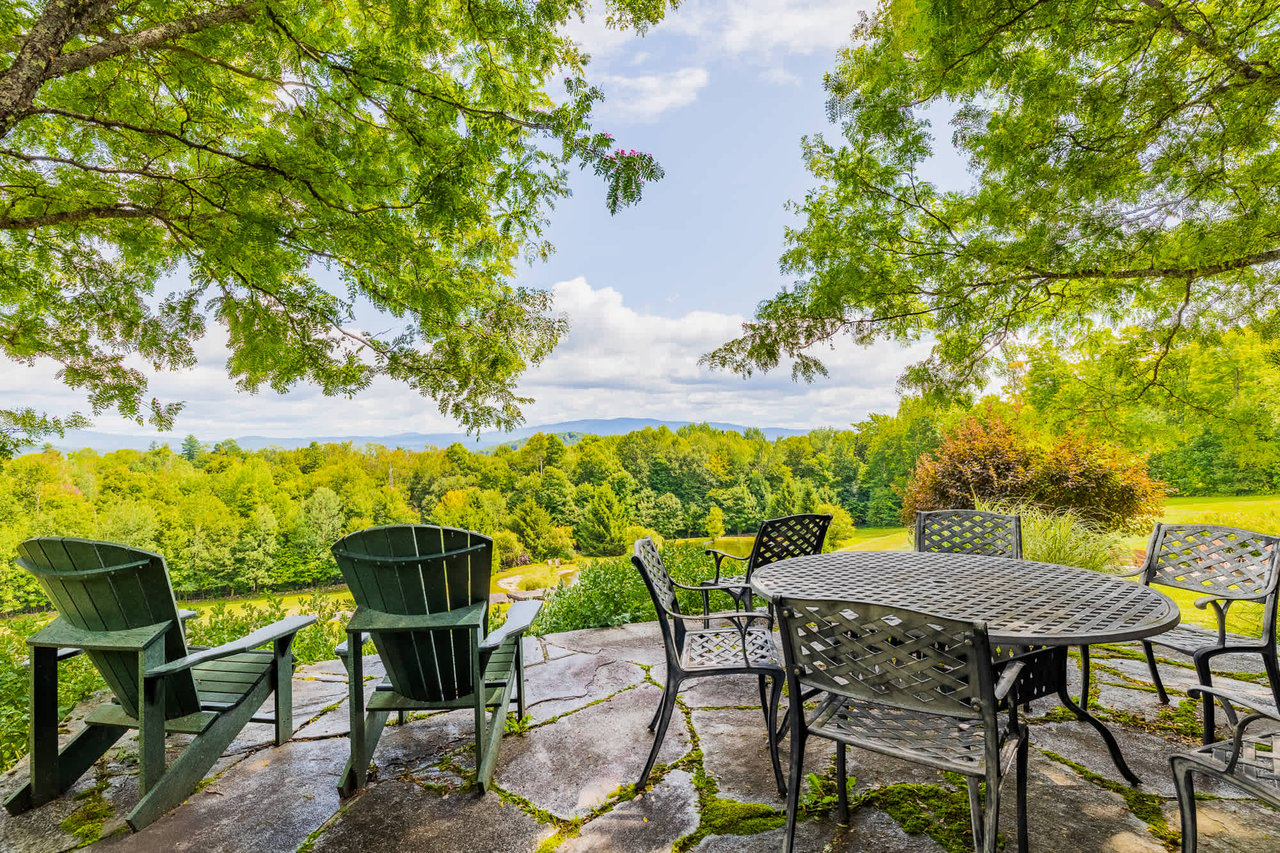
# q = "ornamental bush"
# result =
<box><xmin>901</xmin><ymin>417</ymin><xmax>1163</xmax><ymax>531</ymax></box>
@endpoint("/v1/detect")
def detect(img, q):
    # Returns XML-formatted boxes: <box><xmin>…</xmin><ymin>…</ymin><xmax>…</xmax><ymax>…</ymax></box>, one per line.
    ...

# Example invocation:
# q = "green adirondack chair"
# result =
<box><xmin>332</xmin><ymin>525</ymin><xmax>540</xmax><ymax>797</ymax></box>
<box><xmin>3</xmin><ymin>537</ymin><xmax>315</xmax><ymax>830</ymax></box>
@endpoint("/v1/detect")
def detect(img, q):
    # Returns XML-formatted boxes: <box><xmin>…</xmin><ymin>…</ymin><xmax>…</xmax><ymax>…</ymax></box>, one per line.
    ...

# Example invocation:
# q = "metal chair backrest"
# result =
<box><xmin>632</xmin><ymin>537</ymin><xmax>687</xmax><ymax>662</ymax></box>
<box><xmin>774</xmin><ymin>597</ymin><xmax>995</xmax><ymax>722</ymax></box>
<box><xmin>915</xmin><ymin>510</ymin><xmax>1022</xmax><ymax>559</ymax></box>
<box><xmin>748</xmin><ymin>513</ymin><xmax>833</xmax><ymax>571</ymax></box>
<box><xmin>332</xmin><ymin>525</ymin><xmax>492</xmax><ymax>703</ymax></box>
<box><xmin>16</xmin><ymin>537</ymin><xmax>198</xmax><ymax>719</ymax></box>
<box><xmin>1140</xmin><ymin>524</ymin><xmax>1280</xmax><ymax>636</ymax></box>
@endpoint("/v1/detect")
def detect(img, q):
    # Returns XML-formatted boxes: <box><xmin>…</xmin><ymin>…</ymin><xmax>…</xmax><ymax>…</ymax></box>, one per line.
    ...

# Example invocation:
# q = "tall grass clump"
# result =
<box><xmin>533</xmin><ymin>542</ymin><xmax>728</xmax><ymax>635</ymax></box>
<box><xmin>976</xmin><ymin>499</ymin><xmax>1124</xmax><ymax>573</ymax></box>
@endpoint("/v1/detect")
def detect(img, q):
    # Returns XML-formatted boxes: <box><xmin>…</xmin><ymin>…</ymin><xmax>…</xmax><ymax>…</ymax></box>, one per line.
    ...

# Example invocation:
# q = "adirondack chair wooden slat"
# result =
<box><xmin>332</xmin><ymin>525</ymin><xmax>540</xmax><ymax>797</ymax></box>
<box><xmin>3</xmin><ymin>537</ymin><xmax>315</xmax><ymax>831</ymax></box>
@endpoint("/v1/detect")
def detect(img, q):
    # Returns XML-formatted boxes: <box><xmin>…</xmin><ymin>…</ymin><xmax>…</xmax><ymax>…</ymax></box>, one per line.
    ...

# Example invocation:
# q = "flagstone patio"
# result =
<box><xmin>1</xmin><ymin>622</ymin><xmax>1277</xmax><ymax>852</ymax></box>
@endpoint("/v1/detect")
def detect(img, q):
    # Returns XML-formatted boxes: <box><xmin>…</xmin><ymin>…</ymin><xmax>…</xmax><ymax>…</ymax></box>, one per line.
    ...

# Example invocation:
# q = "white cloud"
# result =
<box><xmin>565</xmin><ymin>1</ymin><xmax>873</xmax><ymax>65</ymax></box>
<box><xmin>668</xmin><ymin>0</ymin><xmax>872</xmax><ymax>59</ymax></box>
<box><xmin>1</xmin><ymin>279</ymin><xmax>921</xmax><ymax>441</ymax></box>
<box><xmin>597</xmin><ymin>68</ymin><xmax>710</xmax><ymax>124</ymax></box>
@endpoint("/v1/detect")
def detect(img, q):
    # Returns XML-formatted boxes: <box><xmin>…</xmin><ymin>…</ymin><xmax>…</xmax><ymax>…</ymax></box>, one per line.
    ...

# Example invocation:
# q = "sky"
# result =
<box><xmin>6</xmin><ymin>0</ymin><xmax>968</xmax><ymax>443</ymax></box>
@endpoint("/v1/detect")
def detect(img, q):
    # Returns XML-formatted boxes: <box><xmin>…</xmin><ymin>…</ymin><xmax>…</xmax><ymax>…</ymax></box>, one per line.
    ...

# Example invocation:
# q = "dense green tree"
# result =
<box><xmin>0</xmin><ymin>0</ymin><xmax>675</xmax><ymax>454</ymax></box>
<box><xmin>706</xmin><ymin>1</ymin><xmax>1280</xmax><ymax>404</ymax></box>
<box><xmin>575</xmin><ymin>484</ymin><xmax>628</xmax><ymax>557</ymax></box>
<box><xmin>704</xmin><ymin>504</ymin><xmax>726</xmax><ymax>540</ymax></box>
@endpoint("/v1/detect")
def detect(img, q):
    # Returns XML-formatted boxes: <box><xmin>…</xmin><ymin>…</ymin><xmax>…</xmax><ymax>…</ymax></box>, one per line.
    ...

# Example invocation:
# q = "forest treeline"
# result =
<box><xmin>1</xmin><ymin>331</ymin><xmax>1276</xmax><ymax>613</ymax></box>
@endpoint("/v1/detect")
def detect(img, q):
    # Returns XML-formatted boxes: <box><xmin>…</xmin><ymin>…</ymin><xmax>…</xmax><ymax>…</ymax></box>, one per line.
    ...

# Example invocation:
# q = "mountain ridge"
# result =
<box><xmin>53</xmin><ymin>417</ymin><xmax>818</xmax><ymax>453</ymax></box>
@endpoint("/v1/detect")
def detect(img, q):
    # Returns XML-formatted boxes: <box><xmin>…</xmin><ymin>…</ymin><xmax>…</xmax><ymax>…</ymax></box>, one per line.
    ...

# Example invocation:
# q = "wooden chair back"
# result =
<box><xmin>332</xmin><ymin>525</ymin><xmax>491</xmax><ymax>703</ymax></box>
<box><xmin>16</xmin><ymin>537</ymin><xmax>199</xmax><ymax>719</ymax></box>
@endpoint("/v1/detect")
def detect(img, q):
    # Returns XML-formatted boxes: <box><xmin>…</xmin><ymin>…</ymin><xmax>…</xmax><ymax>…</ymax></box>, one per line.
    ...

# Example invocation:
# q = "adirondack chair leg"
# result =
<box><xmin>28</xmin><ymin>645</ymin><xmax>60</xmax><ymax>807</ymax></box>
<box><xmin>515</xmin><ymin>640</ymin><xmax>527</xmax><ymax>721</ymax></box>
<box><xmin>471</xmin><ymin>628</ymin><xmax>486</xmax><ymax>790</ymax></box>
<box><xmin>273</xmin><ymin>636</ymin><xmax>295</xmax><ymax>746</ymax></box>
<box><xmin>126</xmin><ymin>675</ymin><xmax>275</xmax><ymax>831</ymax></box>
<box><xmin>339</xmin><ymin>635</ymin><xmax>367</xmax><ymax>797</ymax></box>
<box><xmin>476</xmin><ymin>676</ymin><xmax>516</xmax><ymax>793</ymax></box>
<box><xmin>138</xmin><ymin>641</ymin><xmax>168</xmax><ymax>796</ymax></box>
<box><xmin>4</xmin><ymin>722</ymin><xmax>128</xmax><ymax>816</ymax></box>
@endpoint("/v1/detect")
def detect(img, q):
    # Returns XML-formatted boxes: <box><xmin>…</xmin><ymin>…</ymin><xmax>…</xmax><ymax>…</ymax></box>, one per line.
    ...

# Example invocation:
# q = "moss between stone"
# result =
<box><xmin>61</xmin><ymin>768</ymin><xmax>113</xmax><ymax>846</ymax></box>
<box><xmin>863</xmin><ymin>775</ymin><xmax>991</xmax><ymax>853</ymax></box>
<box><xmin>1041</xmin><ymin>750</ymin><xmax>1180</xmax><ymax>850</ymax></box>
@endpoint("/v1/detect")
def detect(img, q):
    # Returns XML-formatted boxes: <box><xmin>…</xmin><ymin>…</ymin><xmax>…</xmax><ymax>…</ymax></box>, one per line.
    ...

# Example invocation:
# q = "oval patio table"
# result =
<box><xmin>751</xmin><ymin>550</ymin><xmax>1181</xmax><ymax>784</ymax></box>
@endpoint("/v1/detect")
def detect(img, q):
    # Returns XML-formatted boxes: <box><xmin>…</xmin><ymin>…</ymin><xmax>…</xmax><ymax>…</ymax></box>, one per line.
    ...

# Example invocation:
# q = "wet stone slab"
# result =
<box><xmin>544</xmin><ymin>622</ymin><xmax>669</xmax><ymax>668</ymax></box>
<box><xmin>308</xmin><ymin>780</ymin><xmax>554</xmax><ymax>853</ymax></box>
<box><xmin>1160</xmin><ymin>794</ymin><xmax>1280</xmax><ymax>852</ymax></box>
<box><xmin>522</xmin><ymin>653</ymin><xmax>647</xmax><ymax>723</ymax></box>
<box><xmin>495</xmin><ymin>683</ymin><xmax>691</xmax><ymax>818</ymax></box>
<box><xmin>693</xmin><ymin>707</ymin><xmax>832</xmax><ymax>806</ymax></box>
<box><xmin>91</xmin><ymin>737</ymin><xmax>347</xmax><ymax>853</ymax></box>
<box><xmin>998</xmin><ymin>749</ymin><xmax>1167</xmax><ymax>853</ymax></box>
<box><xmin>560</xmin><ymin>769</ymin><xmax>700</xmax><ymax>853</ymax></box>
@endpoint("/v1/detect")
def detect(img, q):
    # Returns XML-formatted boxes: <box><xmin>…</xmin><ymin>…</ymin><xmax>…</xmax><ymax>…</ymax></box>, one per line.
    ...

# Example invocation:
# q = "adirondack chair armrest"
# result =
<box><xmin>146</xmin><ymin>614</ymin><xmax>316</xmax><ymax>679</ymax></box>
<box><xmin>335</xmin><ymin>633</ymin><xmax>367</xmax><ymax>658</ymax></box>
<box><xmin>480</xmin><ymin>601</ymin><xmax>541</xmax><ymax>651</ymax></box>
<box><xmin>345</xmin><ymin>602</ymin><xmax>486</xmax><ymax>634</ymax></box>
<box><xmin>28</xmin><ymin>617</ymin><xmax>172</xmax><ymax>653</ymax></box>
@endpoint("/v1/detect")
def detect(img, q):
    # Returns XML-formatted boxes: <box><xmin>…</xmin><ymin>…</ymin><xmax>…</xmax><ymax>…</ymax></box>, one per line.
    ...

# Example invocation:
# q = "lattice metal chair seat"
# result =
<box><xmin>811</xmin><ymin>698</ymin><xmax>1006</xmax><ymax>775</ymax></box>
<box><xmin>915</xmin><ymin>509</ymin><xmax>1023</xmax><ymax>559</ymax></box>
<box><xmin>774</xmin><ymin>596</ymin><xmax>1040</xmax><ymax>853</ymax></box>
<box><xmin>699</xmin><ymin>513</ymin><xmax>832</xmax><ymax>613</ymax></box>
<box><xmin>1172</xmin><ymin>685</ymin><xmax>1280</xmax><ymax>852</ymax></box>
<box><xmin>632</xmin><ymin>538</ymin><xmax>786</xmax><ymax>795</ymax></box>
<box><xmin>681</xmin><ymin>625</ymin><xmax>780</xmax><ymax>672</ymax></box>
<box><xmin>1119</xmin><ymin>524</ymin><xmax>1280</xmax><ymax>743</ymax></box>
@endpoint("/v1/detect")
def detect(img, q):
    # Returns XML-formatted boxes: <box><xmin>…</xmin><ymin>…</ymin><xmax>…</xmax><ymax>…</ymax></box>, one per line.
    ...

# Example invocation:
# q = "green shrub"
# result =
<box><xmin>533</xmin><ymin>543</ymin><xmax>729</xmax><ymax>635</ymax></box>
<box><xmin>902</xmin><ymin>416</ymin><xmax>1163</xmax><ymax>531</ymax></box>
<box><xmin>976</xmin><ymin>500</ymin><xmax>1123</xmax><ymax>573</ymax></box>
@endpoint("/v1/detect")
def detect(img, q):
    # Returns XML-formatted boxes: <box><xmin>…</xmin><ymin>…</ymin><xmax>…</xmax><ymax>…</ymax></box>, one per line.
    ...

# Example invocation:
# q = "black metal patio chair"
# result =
<box><xmin>915</xmin><ymin>509</ymin><xmax>1023</xmax><ymax>559</ymax></box>
<box><xmin>631</xmin><ymin>537</ymin><xmax>785</xmax><ymax>795</ymax></box>
<box><xmin>1171</xmin><ymin>685</ymin><xmax>1280</xmax><ymax>852</ymax></box>
<box><xmin>1122</xmin><ymin>523</ymin><xmax>1280</xmax><ymax>742</ymax></box>
<box><xmin>773</xmin><ymin>597</ymin><xmax>1036</xmax><ymax>853</ymax></box>
<box><xmin>699</xmin><ymin>513</ymin><xmax>832</xmax><ymax>613</ymax></box>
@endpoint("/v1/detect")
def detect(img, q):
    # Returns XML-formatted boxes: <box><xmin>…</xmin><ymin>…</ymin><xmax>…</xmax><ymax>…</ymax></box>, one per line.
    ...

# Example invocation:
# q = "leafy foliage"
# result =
<box><xmin>706</xmin><ymin>2</ymin><xmax>1280</xmax><ymax>404</ymax></box>
<box><xmin>901</xmin><ymin>416</ymin><xmax>1164</xmax><ymax>531</ymax></box>
<box><xmin>0</xmin><ymin>0</ymin><xmax>675</xmax><ymax>453</ymax></box>
<box><xmin>534</xmin><ymin>543</ymin><xmax>728</xmax><ymax>634</ymax></box>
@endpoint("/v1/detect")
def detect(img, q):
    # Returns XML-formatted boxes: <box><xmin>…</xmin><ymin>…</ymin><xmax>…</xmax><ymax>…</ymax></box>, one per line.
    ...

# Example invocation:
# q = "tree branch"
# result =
<box><xmin>45</xmin><ymin>3</ymin><xmax>260</xmax><ymax>80</ymax></box>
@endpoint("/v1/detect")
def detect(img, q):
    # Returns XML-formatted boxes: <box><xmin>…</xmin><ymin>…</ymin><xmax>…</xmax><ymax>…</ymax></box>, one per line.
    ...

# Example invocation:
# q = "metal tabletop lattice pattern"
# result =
<box><xmin>751</xmin><ymin>552</ymin><xmax>1179</xmax><ymax>645</ymax></box>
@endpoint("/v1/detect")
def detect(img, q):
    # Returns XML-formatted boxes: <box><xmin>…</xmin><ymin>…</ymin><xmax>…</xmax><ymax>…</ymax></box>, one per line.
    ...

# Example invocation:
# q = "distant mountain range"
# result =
<box><xmin>54</xmin><ymin>418</ymin><xmax>814</xmax><ymax>453</ymax></box>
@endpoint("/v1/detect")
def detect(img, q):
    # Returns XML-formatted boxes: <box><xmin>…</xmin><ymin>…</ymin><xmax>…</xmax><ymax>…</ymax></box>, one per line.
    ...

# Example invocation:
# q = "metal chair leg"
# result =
<box><xmin>781</xmin><ymin>726</ymin><xmax>807</xmax><ymax>853</ymax></box>
<box><xmin>766</xmin><ymin>675</ymin><xmax>785</xmax><ymax>797</ymax></box>
<box><xmin>835</xmin><ymin>742</ymin><xmax>849</xmax><ymax>824</ymax></box>
<box><xmin>638</xmin><ymin>678</ymin><xmax>678</xmax><ymax>789</ymax></box>
<box><xmin>1143</xmin><ymin>640</ymin><xmax>1169</xmax><ymax>704</ymax></box>
<box><xmin>1170</xmin><ymin>756</ymin><xmax>1199</xmax><ymax>853</ymax></box>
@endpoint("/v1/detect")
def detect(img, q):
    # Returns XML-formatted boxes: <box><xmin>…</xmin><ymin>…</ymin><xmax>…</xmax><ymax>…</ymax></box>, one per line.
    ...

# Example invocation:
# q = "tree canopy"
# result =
<box><xmin>705</xmin><ymin>0</ymin><xmax>1280</xmax><ymax>400</ymax></box>
<box><xmin>0</xmin><ymin>0</ymin><xmax>672</xmax><ymax>455</ymax></box>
